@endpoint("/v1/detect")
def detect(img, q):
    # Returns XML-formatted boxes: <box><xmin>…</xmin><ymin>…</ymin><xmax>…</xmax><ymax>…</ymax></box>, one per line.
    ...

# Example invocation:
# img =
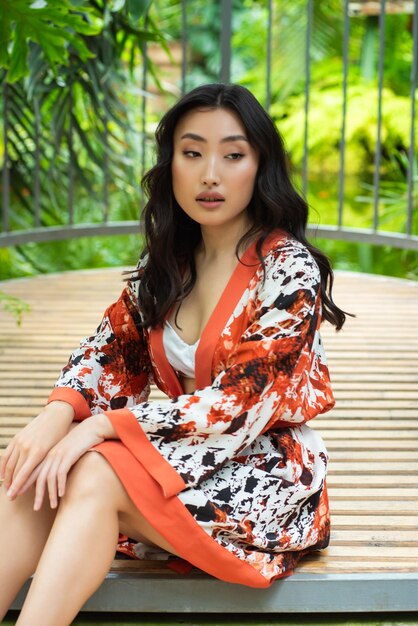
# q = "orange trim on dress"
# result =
<box><xmin>47</xmin><ymin>387</ymin><xmax>91</xmax><ymax>421</ymax></box>
<box><xmin>149</xmin><ymin>230</ymin><xmax>287</xmax><ymax>395</ymax></box>
<box><xmin>105</xmin><ymin>408</ymin><xmax>186</xmax><ymax>497</ymax></box>
<box><xmin>94</xmin><ymin>438</ymin><xmax>291</xmax><ymax>588</ymax></box>
<box><xmin>149</xmin><ymin>326</ymin><xmax>184</xmax><ymax>397</ymax></box>
<box><xmin>195</xmin><ymin>231</ymin><xmax>284</xmax><ymax>388</ymax></box>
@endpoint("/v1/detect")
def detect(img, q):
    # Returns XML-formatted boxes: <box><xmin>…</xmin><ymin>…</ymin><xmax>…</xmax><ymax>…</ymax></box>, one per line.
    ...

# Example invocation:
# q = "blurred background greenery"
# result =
<box><xmin>0</xmin><ymin>0</ymin><xmax>417</xmax><ymax>284</ymax></box>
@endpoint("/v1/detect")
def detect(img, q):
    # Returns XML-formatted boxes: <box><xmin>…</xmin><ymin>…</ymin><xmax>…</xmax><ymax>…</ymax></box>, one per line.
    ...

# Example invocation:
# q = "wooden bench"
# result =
<box><xmin>1</xmin><ymin>268</ymin><xmax>417</xmax><ymax>614</ymax></box>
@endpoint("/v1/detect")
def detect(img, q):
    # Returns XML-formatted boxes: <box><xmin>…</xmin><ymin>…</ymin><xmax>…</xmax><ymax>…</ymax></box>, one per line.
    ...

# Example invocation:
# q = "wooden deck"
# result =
<box><xmin>1</xmin><ymin>267</ymin><xmax>418</xmax><ymax>613</ymax></box>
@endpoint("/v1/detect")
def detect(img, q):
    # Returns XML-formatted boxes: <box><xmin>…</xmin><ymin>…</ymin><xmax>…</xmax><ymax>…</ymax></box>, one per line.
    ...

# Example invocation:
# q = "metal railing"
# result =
<box><xmin>1</xmin><ymin>0</ymin><xmax>417</xmax><ymax>250</ymax></box>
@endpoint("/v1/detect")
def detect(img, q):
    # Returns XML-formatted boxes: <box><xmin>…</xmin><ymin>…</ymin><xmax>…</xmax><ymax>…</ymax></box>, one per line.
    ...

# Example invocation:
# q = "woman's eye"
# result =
<box><xmin>226</xmin><ymin>153</ymin><xmax>244</xmax><ymax>160</ymax></box>
<box><xmin>183</xmin><ymin>150</ymin><xmax>200</xmax><ymax>158</ymax></box>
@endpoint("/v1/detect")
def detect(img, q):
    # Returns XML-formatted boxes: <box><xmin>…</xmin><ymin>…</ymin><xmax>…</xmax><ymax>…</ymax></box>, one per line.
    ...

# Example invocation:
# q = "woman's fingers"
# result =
<box><xmin>3</xmin><ymin>446</ymin><xmax>20</xmax><ymax>491</ymax></box>
<box><xmin>57</xmin><ymin>463</ymin><xmax>69</xmax><ymax>499</ymax></box>
<box><xmin>29</xmin><ymin>418</ymin><xmax>102</xmax><ymax>511</ymax></box>
<box><xmin>0</xmin><ymin>443</ymin><xmax>12</xmax><ymax>479</ymax></box>
<box><xmin>1</xmin><ymin>405</ymin><xmax>74</xmax><ymax>496</ymax></box>
<box><xmin>3</xmin><ymin>433</ymin><xmax>49</xmax><ymax>496</ymax></box>
<box><xmin>33</xmin><ymin>458</ymin><xmax>53</xmax><ymax>511</ymax></box>
<box><xmin>34</xmin><ymin>450</ymin><xmax>74</xmax><ymax>511</ymax></box>
<box><xmin>15</xmin><ymin>464</ymin><xmax>43</xmax><ymax>497</ymax></box>
<box><xmin>46</xmin><ymin>455</ymin><xmax>66</xmax><ymax>509</ymax></box>
<box><xmin>7</xmin><ymin>445</ymin><xmax>46</xmax><ymax>498</ymax></box>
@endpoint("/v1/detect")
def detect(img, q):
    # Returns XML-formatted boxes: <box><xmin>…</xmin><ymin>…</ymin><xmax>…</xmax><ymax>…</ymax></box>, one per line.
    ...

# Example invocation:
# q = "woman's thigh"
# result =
<box><xmin>79</xmin><ymin>451</ymin><xmax>179</xmax><ymax>556</ymax></box>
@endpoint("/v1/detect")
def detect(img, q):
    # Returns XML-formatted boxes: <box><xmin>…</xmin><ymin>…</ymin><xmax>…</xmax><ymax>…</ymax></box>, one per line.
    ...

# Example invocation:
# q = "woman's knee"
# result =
<box><xmin>64</xmin><ymin>452</ymin><xmax>124</xmax><ymax>507</ymax></box>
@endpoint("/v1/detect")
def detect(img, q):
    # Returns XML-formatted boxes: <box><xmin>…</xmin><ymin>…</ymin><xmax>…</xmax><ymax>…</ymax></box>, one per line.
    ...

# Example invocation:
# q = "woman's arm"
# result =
<box><xmin>47</xmin><ymin>281</ymin><xmax>151</xmax><ymax>421</ymax></box>
<box><xmin>1</xmin><ymin>275</ymin><xmax>150</xmax><ymax>503</ymax></box>
<box><xmin>1</xmin><ymin>409</ymin><xmax>117</xmax><ymax>510</ymax></box>
<box><xmin>0</xmin><ymin>401</ymin><xmax>75</xmax><ymax>494</ymax></box>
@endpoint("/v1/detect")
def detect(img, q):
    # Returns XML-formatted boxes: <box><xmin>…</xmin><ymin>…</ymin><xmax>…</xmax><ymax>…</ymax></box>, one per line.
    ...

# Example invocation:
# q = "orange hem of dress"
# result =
<box><xmin>104</xmin><ymin>408</ymin><xmax>186</xmax><ymax>498</ymax></box>
<box><xmin>93</xmin><ymin>438</ymin><xmax>292</xmax><ymax>588</ymax></box>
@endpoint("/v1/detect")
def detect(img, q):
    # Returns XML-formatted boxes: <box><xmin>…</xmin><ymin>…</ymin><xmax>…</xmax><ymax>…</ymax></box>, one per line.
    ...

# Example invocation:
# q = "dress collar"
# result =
<box><xmin>149</xmin><ymin>230</ymin><xmax>286</xmax><ymax>395</ymax></box>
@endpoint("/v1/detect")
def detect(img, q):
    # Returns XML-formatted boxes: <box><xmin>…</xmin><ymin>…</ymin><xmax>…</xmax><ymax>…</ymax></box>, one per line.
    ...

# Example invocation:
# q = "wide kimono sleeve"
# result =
<box><xmin>104</xmin><ymin>244</ymin><xmax>335</xmax><ymax>499</ymax></box>
<box><xmin>47</xmin><ymin>277</ymin><xmax>152</xmax><ymax>421</ymax></box>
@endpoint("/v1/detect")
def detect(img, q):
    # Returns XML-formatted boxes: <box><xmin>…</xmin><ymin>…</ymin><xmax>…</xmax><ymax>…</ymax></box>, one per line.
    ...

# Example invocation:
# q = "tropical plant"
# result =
<box><xmin>355</xmin><ymin>151</ymin><xmax>417</xmax><ymax>234</ymax></box>
<box><xmin>0</xmin><ymin>0</ymin><xmax>167</xmax><ymax>276</ymax></box>
<box><xmin>272</xmin><ymin>80</ymin><xmax>416</xmax><ymax>176</ymax></box>
<box><xmin>0</xmin><ymin>0</ymin><xmax>166</xmax><ymax>229</ymax></box>
<box><xmin>0</xmin><ymin>0</ymin><xmax>101</xmax><ymax>83</ymax></box>
<box><xmin>0</xmin><ymin>291</ymin><xmax>31</xmax><ymax>325</ymax></box>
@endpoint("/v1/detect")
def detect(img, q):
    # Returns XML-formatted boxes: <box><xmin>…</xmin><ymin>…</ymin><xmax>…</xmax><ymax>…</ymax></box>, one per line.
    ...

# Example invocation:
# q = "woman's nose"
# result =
<box><xmin>200</xmin><ymin>158</ymin><xmax>221</xmax><ymax>186</ymax></box>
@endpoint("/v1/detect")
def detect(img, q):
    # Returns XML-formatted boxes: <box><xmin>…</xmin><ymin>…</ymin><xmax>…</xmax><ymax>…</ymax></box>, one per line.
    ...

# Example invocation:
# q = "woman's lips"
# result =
<box><xmin>196</xmin><ymin>198</ymin><xmax>225</xmax><ymax>209</ymax></box>
<box><xmin>195</xmin><ymin>193</ymin><xmax>225</xmax><ymax>209</ymax></box>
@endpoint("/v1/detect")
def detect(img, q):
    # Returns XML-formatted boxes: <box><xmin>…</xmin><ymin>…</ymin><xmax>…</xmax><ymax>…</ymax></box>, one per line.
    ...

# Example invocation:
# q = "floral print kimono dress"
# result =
<box><xmin>47</xmin><ymin>230</ymin><xmax>334</xmax><ymax>588</ymax></box>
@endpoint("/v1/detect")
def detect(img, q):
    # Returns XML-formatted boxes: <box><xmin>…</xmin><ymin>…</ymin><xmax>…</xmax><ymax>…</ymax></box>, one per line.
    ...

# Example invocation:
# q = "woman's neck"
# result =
<box><xmin>198</xmin><ymin>219</ymin><xmax>254</xmax><ymax>263</ymax></box>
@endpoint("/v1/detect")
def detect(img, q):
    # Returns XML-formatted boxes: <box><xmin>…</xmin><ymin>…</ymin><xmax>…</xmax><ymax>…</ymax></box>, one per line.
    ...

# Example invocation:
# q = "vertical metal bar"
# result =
<box><xmin>220</xmin><ymin>0</ymin><xmax>232</xmax><ymax>83</ymax></box>
<box><xmin>103</xmin><ymin>111</ymin><xmax>109</xmax><ymax>223</ymax></box>
<box><xmin>407</xmin><ymin>0</ymin><xmax>418</xmax><ymax>236</ymax></box>
<box><xmin>140</xmin><ymin>10</ymin><xmax>149</xmax><ymax>212</ymax></box>
<box><xmin>302</xmin><ymin>0</ymin><xmax>313</xmax><ymax>198</ymax></box>
<box><xmin>266</xmin><ymin>0</ymin><xmax>273</xmax><ymax>111</ymax></box>
<box><xmin>33</xmin><ymin>96</ymin><xmax>41</xmax><ymax>228</ymax></box>
<box><xmin>2</xmin><ymin>77</ymin><xmax>10</xmax><ymax>233</ymax></box>
<box><xmin>338</xmin><ymin>0</ymin><xmax>350</xmax><ymax>229</ymax></box>
<box><xmin>181</xmin><ymin>0</ymin><xmax>187</xmax><ymax>95</ymax></box>
<box><xmin>68</xmin><ymin>86</ymin><xmax>75</xmax><ymax>226</ymax></box>
<box><xmin>372</xmin><ymin>0</ymin><xmax>386</xmax><ymax>232</ymax></box>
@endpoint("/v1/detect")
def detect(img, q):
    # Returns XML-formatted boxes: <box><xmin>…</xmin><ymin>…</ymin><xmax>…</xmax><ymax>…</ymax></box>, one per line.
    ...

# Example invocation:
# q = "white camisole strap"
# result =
<box><xmin>162</xmin><ymin>321</ymin><xmax>199</xmax><ymax>379</ymax></box>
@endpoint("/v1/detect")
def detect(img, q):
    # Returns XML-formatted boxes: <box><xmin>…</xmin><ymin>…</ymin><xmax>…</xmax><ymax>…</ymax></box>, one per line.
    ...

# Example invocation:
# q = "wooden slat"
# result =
<box><xmin>106</xmin><ymin>557</ymin><xmax>418</xmax><ymax>575</ymax></box>
<box><xmin>329</xmin><ymin>450</ymin><xmax>418</xmax><ymax>459</ymax></box>
<box><xmin>332</xmin><ymin>485</ymin><xmax>418</xmax><ymax>496</ymax></box>
<box><xmin>331</xmin><ymin>515</ymin><xmax>418</xmax><ymax>529</ymax></box>
<box><xmin>1</xmin><ymin>268</ymin><xmax>418</xmax><ymax>584</ymax></box>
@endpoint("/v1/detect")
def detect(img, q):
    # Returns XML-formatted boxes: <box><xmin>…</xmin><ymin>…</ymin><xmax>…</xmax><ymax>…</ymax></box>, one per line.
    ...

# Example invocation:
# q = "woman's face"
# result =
<box><xmin>171</xmin><ymin>107</ymin><xmax>259</xmax><ymax>233</ymax></box>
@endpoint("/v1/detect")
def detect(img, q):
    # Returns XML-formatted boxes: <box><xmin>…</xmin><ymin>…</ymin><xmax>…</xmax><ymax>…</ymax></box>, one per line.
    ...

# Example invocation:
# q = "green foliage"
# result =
<box><xmin>152</xmin><ymin>0</ymin><xmax>224</xmax><ymax>89</ymax></box>
<box><xmin>355</xmin><ymin>157</ymin><xmax>417</xmax><ymax>234</ymax></box>
<box><xmin>0</xmin><ymin>0</ymin><xmax>165</xmax><ymax>253</ymax></box>
<box><xmin>359</xmin><ymin>13</ymin><xmax>414</xmax><ymax>96</ymax></box>
<box><xmin>315</xmin><ymin>237</ymin><xmax>418</xmax><ymax>281</ymax></box>
<box><xmin>272</xmin><ymin>80</ymin><xmax>415</xmax><ymax>175</ymax></box>
<box><xmin>1</xmin><ymin>0</ymin><xmax>416</xmax><ymax>284</ymax></box>
<box><xmin>232</xmin><ymin>0</ymin><xmax>347</xmax><ymax>104</ymax></box>
<box><xmin>0</xmin><ymin>0</ymin><xmax>101</xmax><ymax>83</ymax></box>
<box><xmin>0</xmin><ymin>290</ymin><xmax>31</xmax><ymax>325</ymax></box>
<box><xmin>231</xmin><ymin>0</ymin><xmax>415</xmax><ymax>104</ymax></box>
<box><xmin>17</xmin><ymin>233</ymin><xmax>143</xmax><ymax>274</ymax></box>
<box><xmin>0</xmin><ymin>230</ymin><xmax>144</xmax><ymax>280</ymax></box>
<box><xmin>0</xmin><ymin>0</ymin><xmax>157</xmax><ymax>81</ymax></box>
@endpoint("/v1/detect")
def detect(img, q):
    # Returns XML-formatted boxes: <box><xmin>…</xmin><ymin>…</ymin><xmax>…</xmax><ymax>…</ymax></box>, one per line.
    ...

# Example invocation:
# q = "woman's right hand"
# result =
<box><xmin>0</xmin><ymin>400</ymin><xmax>75</xmax><ymax>498</ymax></box>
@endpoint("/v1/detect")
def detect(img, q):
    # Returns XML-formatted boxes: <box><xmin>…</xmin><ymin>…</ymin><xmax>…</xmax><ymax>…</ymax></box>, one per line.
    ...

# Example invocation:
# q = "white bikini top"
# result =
<box><xmin>162</xmin><ymin>321</ymin><xmax>199</xmax><ymax>378</ymax></box>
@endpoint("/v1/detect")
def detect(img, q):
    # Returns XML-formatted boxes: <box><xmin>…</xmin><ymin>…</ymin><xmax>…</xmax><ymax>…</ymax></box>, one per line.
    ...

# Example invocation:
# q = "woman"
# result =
<box><xmin>0</xmin><ymin>83</ymin><xmax>346</xmax><ymax>625</ymax></box>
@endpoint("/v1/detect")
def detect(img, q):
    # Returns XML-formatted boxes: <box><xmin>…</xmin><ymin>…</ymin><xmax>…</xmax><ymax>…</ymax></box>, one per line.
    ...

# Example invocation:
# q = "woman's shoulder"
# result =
<box><xmin>261</xmin><ymin>231</ymin><xmax>320</xmax><ymax>286</ymax></box>
<box><xmin>263</xmin><ymin>230</ymin><xmax>315</xmax><ymax>262</ymax></box>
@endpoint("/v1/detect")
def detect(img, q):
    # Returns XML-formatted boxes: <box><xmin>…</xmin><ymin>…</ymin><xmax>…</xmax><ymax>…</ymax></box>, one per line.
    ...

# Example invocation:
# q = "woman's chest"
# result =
<box><xmin>169</xmin><ymin>268</ymin><xmax>235</xmax><ymax>345</ymax></box>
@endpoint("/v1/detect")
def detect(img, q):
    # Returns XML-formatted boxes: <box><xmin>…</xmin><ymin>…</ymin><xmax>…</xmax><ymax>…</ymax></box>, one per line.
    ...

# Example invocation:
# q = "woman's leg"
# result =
<box><xmin>0</xmin><ymin>485</ymin><xmax>57</xmax><ymax>621</ymax></box>
<box><xmin>16</xmin><ymin>451</ymin><xmax>178</xmax><ymax>626</ymax></box>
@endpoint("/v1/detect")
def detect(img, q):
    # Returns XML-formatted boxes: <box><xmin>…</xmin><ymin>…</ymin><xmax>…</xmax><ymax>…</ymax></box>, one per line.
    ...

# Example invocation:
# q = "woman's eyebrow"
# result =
<box><xmin>221</xmin><ymin>134</ymin><xmax>249</xmax><ymax>143</ymax></box>
<box><xmin>180</xmin><ymin>132</ymin><xmax>249</xmax><ymax>143</ymax></box>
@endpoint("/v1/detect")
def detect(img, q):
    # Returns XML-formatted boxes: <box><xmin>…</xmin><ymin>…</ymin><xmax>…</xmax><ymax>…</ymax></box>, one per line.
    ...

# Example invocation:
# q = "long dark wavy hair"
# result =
<box><xmin>134</xmin><ymin>83</ymin><xmax>347</xmax><ymax>330</ymax></box>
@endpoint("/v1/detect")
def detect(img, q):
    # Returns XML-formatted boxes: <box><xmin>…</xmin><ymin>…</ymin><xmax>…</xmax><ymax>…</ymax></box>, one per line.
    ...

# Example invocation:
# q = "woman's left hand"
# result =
<box><xmin>17</xmin><ymin>414</ymin><xmax>115</xmax><ymax>511</ymax></box>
